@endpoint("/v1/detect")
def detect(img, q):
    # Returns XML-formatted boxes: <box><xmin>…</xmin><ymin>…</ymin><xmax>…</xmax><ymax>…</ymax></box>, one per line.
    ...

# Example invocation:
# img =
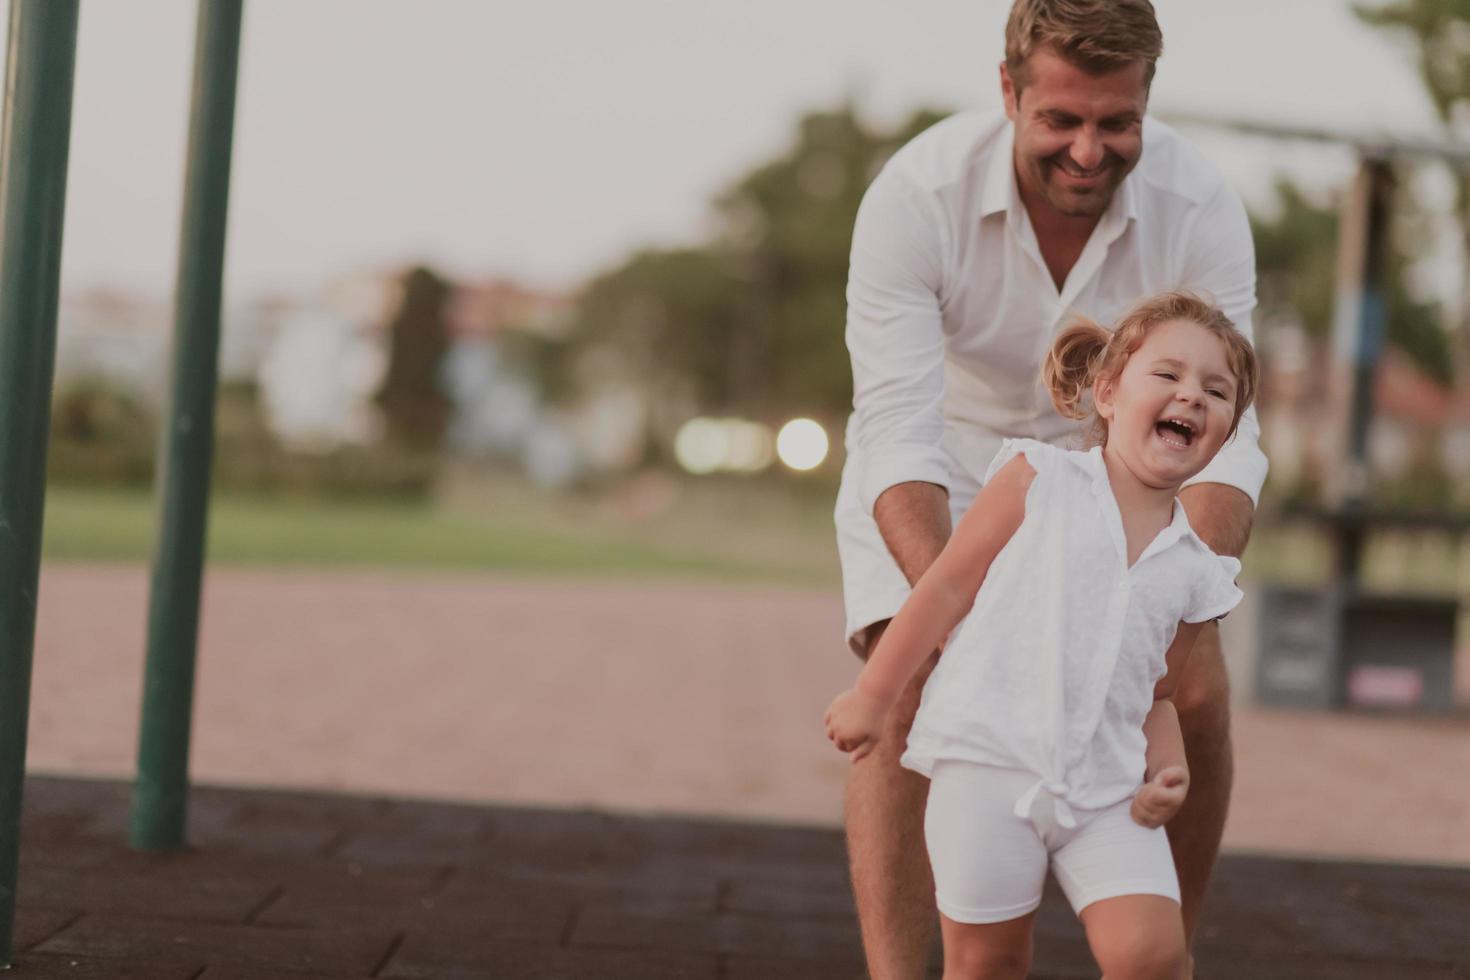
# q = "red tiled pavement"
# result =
<box><xmin>27</xmin><ymin>564</ymin><xmax>1470</xmax><ymax>866</ymax></box>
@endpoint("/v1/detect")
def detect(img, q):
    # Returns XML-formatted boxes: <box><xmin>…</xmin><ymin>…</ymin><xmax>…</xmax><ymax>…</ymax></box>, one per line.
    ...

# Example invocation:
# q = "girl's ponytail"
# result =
<box><xmin>1043</xmin><ymin>318</ymin><xmax>1110</xmax><ymax>420</ymax></box>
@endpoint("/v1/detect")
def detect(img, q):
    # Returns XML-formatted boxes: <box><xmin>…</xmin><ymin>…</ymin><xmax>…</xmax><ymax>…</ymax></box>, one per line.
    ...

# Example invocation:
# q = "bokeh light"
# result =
<box><xmin>673</xmin><ymin>418</ymin><xmax>776</xmax><ymax>475</ymax></box>
<box><xmin>673</xmin><ymin>417</ymin><xmax>728</xmax><ymax>475</ymax></box>
<box><xmin>776</xmin><ymin>418</ymin><xmax>828</xmax><ymax>471</ymax></box>
<box><xmin>723</xmin><ymin>421</ymin><xmax>776</xmax><ymax>473</ymax></box>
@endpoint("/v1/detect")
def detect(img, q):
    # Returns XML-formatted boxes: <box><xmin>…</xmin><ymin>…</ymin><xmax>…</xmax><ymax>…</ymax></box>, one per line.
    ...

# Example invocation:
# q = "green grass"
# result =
<box><xmin>40</xmin><ymin>476</ymin><xmax>1468</xmax><ymax>595</ymax></box>
<box><xmin>40</xmin><ymin>471</ymin><xmax>843</xmax><ymax>587</ymax></box>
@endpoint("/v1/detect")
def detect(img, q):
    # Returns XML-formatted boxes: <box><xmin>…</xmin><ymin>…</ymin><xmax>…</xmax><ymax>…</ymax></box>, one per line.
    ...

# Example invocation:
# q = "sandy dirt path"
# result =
<box><xmin>25</xmin><ymin>563</ymin><xmax>1470</xmax><ymax>866</ymax></box>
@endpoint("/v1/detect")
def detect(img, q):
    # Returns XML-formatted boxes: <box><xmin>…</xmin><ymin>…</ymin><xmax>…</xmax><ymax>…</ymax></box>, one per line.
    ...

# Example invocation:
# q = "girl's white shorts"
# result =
<box><xmin>924</xmin><ymin>760</ymin><xmax>1180</xmax><ymax>924</ymax></box>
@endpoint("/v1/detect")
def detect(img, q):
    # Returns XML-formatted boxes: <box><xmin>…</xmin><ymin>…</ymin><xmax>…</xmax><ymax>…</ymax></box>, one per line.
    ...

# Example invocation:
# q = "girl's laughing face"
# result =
<box><xmin>1094</xmin><ymin>318</ymin><xmax>1239</xmax><ymax>490</ymax></box>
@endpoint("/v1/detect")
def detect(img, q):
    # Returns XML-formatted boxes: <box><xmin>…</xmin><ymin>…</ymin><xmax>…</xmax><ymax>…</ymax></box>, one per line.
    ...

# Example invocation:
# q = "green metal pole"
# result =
<box><xmin>0</xmin><ymin>0</ymin><xmax>80</xmax><ymax>965</ymax></box>
<box><xmin>131</xmin><ymin>0</ymin><xmax>244</xmax><ymax>852</ymax></box>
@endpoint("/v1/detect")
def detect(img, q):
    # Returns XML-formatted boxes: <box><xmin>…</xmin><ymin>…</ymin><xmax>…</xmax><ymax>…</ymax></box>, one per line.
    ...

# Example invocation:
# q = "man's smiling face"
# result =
<box><xmin>1002</xmin><ymin>45</ymin><xmax>1148</xmax><ymax>219</ymax></box>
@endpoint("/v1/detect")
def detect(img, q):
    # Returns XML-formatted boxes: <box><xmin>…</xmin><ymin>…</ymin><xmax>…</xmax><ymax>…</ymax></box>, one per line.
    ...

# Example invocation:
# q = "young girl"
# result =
<box><xmin>825</xmin><ymin>291</ymin><xmax>1259</xmax><ymax>980</ymax></box>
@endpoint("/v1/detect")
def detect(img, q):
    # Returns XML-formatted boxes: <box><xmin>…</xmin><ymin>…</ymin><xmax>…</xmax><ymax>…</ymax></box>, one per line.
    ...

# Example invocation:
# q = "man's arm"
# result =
<box><xmin>1177</xmin><ymin>482</ymin><xmax>1254</xmax><ymax>558</ymax></box>
<box><xmin>845</xmin><ymin>167</ymin><xmax>953</xmax><ymax>518</ymax></box>
<box><xmin>873</xmin><ymin>481</ymin><xmax>952</xmax><ymax>587</ymax></box>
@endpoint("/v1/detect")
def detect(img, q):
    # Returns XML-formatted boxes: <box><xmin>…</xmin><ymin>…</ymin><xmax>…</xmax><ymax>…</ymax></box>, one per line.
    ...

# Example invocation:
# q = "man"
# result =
<box><xmin>834</xmin><ymin>1</ymin><xmax>1267</xmax><ymax>976</ymax></box>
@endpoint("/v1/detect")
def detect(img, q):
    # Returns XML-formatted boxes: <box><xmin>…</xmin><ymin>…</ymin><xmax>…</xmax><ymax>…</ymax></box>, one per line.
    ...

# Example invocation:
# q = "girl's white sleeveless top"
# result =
<box><xmin>901</xmin><ymin>438</ymin><xmax>1243</xmax><ymax>821</ymax></box>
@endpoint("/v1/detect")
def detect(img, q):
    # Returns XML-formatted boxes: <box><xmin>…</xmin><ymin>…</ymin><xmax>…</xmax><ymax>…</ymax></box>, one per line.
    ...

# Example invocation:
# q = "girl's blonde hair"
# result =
<box><xmin>1042</xmin><ymin>291</ymin><xmax>1259</xmax><ymax>446</ymax></box>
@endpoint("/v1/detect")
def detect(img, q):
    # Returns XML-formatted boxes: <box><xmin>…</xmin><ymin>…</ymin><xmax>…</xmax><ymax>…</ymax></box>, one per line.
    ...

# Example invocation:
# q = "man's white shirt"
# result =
<box><xmin>843</xmin><ymin>109</ymin><xmax>1269</xmax><ymax>515</ymax></box>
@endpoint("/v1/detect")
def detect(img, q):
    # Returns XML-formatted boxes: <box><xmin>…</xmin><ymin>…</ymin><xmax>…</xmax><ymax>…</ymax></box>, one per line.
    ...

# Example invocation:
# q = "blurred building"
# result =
<box><xmin>250</xmin><ymin>269</ymin><xmax>599</xmax><ymax>482</ymax></box>
<box><xmin>56</xmin><ymin>287</ymin><xmax>276</xmax><ymax>402</ymax></box>
<box><xmin>1371</xmin><ymin>348</ymin><xmax>1470</xmax><ymax>483</ymax></box>
<box><xmin>1256</xmin><ymin>316</ymin><xmax>1470</xmax><ymax>501</ymax></box>
<box><xmin>448</xmin><ymin>278</ymin><xmax>652</xmax><ymax>479</ymax></box>
<box><xmin>253</xmin><ymin>268</ymin><xmax>396</xmax><ymax>450</ymax></box>
<box><xmin>441</xmin><ymin>278</ymin><xmax>570</xmax><ymax>463</ymax></box>
<box><xmin>55</xmin><ymin>288</ymin><xmax>170</xmax><ymax>398</ymax></box>
<box><xmin>258</xmin><ymin>308</ymin><xmax>386</xmax><ymax>451</ymax></box>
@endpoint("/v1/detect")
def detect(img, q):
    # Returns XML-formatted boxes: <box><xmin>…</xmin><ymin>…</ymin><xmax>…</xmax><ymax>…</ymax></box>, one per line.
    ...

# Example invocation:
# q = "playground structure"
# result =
<box><xmin>1172</xmin><ymin>114</ymin><xmax>1470</xmax><ymax>714</ymax></box>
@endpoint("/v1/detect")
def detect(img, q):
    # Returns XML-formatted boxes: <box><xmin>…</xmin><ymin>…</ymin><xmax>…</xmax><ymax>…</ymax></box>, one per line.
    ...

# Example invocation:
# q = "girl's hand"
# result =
<box><xmin>1131</xmin><ymin>765</ymin><xmax>1189</xmax><ymax>828</ymax></box>
<box><xmin>824</xmin><ymin>688</ymin><xmax>887</xmax><ymax>763</ymax></box>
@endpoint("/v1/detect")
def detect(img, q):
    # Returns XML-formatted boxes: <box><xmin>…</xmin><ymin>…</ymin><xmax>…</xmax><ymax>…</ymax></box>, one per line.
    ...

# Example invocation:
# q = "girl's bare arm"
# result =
<box><xmin>858</xmin><ymin>455</ymin><xmax>1034</xmax><ymax>704</ymax></box>
<box><xmin>825</xmin><ymin>455</ymin><xmax>1033</xmax><ymax>757</ymax></box>
<box><xmin>1143</xmin><ymin>620</ymin><xmax>1203</xmax><ymax>777</ymax></box>
<box><xmin>1132</xmin><ymin>620</ymin><xmax>1204</xmax><ymax>827</ymax></box>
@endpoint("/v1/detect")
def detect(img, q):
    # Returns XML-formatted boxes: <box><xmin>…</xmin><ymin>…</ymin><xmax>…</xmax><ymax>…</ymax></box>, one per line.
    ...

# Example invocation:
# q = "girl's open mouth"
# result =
<box><xmin>1155</xmin><ymin>418</ymin><xmax>1195</xmax><ymax>449</ymax></box>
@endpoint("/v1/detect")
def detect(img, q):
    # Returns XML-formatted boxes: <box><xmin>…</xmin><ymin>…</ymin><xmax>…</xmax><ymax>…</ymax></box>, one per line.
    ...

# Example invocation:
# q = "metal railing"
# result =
<box><xmin>132</xmin><ymin>0</ymin><xmax>244</xmax><ymax>855</ymax></box>
<box><xmin>0</xmin><ymin>1</ymin><xmax>241</xmax><ymax>964</ymax></box>
<box><xmin>0</xmin><ymin>1</ymin><xmax>81</xmax><ymax>964</ymax></box>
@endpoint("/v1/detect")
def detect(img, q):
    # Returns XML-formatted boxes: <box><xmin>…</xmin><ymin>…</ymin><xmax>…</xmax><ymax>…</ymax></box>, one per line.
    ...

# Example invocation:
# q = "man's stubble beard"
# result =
<box><xmin>1042</xmin><ymin>159</ymin><xmax>1127</xmax><ymax>220</ymax></box>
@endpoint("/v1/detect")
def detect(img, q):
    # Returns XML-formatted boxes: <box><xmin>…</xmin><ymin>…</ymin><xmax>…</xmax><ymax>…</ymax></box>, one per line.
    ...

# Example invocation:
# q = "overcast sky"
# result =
<box><xmin>31</xmin><ymin>0</ymin><xmax>1446</xmax><ymax>302</ymax></box>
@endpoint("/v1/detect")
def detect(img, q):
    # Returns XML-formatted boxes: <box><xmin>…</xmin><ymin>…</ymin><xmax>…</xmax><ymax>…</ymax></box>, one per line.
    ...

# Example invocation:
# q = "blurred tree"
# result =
<box><xmin>564</xmin><ymin>248</ymin><xmax>741</xmax><ymax>407</ymax></box>
<box><xmin>376</xmin><ymin>266</ymin><xmax>453</xmax><ymax>448</ymax></box>
<box><xmin>51</xmin><ymin>377</ymin><xmax>154</xmax><ymax>445</ymax></box>
<box><xmin>551</xmin><ymin>247</ymin><xmax>743</xmax><ymax>464</ymax></box>
<box><xmin>1355</xmin><ymin>0</ymin><xmax>1470</xmax><ymax>370</ymax></box>
<box><xmin>1355</xmin><ymin>1</ymin><xmax>1470</xmax><ymax>128</ymax></box>
<box><xmin>715</xmin><ymin>106</ymin><xmax>948</xmax><ymax>416</ymax></box>
<box><xmin>1252</xmin><ymin>177</ymin><xmax>1450</xmax><ymax>382</ymax></box>
<box><xmin>47</xmin><ymin>378</ymin><xmax>157</xmax><ymax>486</ymax></box>
<box><xmin>551</xmin><ymin>105</ymin><xmax>950</xmax><ymax>437</ymax></box>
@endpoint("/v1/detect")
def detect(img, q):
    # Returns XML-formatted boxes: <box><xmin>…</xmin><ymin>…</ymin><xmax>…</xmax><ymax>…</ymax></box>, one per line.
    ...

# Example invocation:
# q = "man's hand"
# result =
<box><xmin>1131</xmin><ymin>765</ymin><xmax>1190</xmax><ymax>828</ymax></box>
<box><xmin>824</xmin><ymin>688</ymin><xmax>888</xmax><ymax>763</ymax></box>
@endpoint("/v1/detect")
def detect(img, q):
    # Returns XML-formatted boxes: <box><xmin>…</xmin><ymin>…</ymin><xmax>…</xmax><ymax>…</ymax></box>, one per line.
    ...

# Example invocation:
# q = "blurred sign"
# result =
<box><xmin>1256</xmin><ymin>586</ymin><xmax>1457</xmax><ymax>712</ymax></box>
<box><xmin>1257</xmin><ymin>588</ymin><xmax>1339</xmax><ymax>709</ymax></box>
<box><xmin>1346</xmin><ymin>665</ymin><xmax>1424</xmax><ymax>708</ymax></box>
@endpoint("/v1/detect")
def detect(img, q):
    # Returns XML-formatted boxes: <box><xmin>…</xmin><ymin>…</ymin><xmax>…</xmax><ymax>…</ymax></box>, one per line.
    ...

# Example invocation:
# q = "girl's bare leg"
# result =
<box><xmin>1079</xmin><ymin>894</ymin><xmax>1188</xmax><ymax>980</ymax></box>
<box><xmin>937</xmin><ymin>910</ymin><xmax>1035</xmax><ymax>980</ymax></box>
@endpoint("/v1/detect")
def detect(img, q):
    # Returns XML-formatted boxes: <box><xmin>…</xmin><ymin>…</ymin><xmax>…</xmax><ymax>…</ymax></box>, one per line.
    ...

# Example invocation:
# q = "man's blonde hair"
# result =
<box><xmin>1005</xmin><ymin>0</ymin><xmax>1163</xmax><ymax>92</ymax></box>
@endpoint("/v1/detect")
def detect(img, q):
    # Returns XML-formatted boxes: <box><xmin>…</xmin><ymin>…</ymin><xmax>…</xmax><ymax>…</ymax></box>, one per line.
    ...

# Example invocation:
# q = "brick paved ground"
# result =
<box><xmin>9</xmin><ymin>775</ymin><xmax>1470</xmax><ymax>979</ymax></box>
